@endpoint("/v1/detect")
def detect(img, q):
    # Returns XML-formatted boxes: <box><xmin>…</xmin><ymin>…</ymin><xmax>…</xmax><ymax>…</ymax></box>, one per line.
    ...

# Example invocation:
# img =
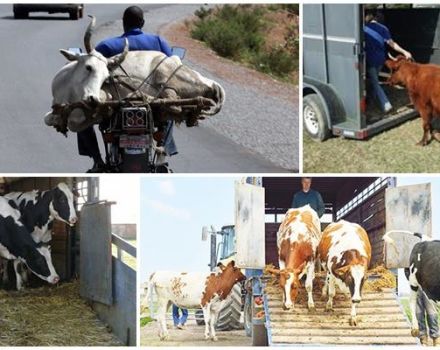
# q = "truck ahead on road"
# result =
<box><xmin>207</xmin><ymin>177</ymin><xmax>430</xmax><ymax>345</ymax></box>
<box><xmin>13</xmin><ymin>4</ymin><xmax>84</xmax><ymax>20</ymax></box>
<box><xmin>303</xmin><ymin>4</ymin><xmax>440</xmax><ymax>141</ymax></box>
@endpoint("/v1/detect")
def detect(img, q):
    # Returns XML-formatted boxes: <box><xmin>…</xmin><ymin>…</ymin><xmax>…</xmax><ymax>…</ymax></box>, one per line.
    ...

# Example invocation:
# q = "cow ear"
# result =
<box><xmin>59</xmin><ymin>49</ymin><xmax>80</xmax><ymax>62</ymax></box>
<box><xmin>229</xmin><ymin>260</ymin><xmax>235</xmax><ymax>268</ymax></box>
<box><xmin>217</xmin><ymin>262</ymin><xmax>226</xmax><ymax>271</ymax></box>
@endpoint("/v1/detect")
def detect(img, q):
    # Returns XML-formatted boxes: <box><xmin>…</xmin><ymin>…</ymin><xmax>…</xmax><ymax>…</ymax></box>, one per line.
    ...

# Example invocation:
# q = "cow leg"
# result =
<box><xmin>321</xmin><ymin>272</ymin><xmax>329</xmax><ymax>299</ymax></box>
<box><xmin>13</xmin><ymin>260</ymin><xmax>24</xmax><ymax>291</ymax></box>
<box><xmin>408</xmin><ymin>264</ymin><xmax>420</xmax><ymax>337</ymax></box>
<box><xmin>156</xmin><ymin>301</ymin><xmax>169</xmax><ymax>340</ymax></box>
<box><xmin>209</xmin><ymin>308</ymin><xmax>219</xmax><ymax>341</ymax></box>
<box><xmin>416</xmin><ymin>108</ymin><xmax>432</xmax><ymax>146</ymax></box>
<box><xmin>305</xmin><ymin>261</ymin><xmax>316</xmax><ymax>311</ymax></box>
<box><xmin>1</xmin><ymin>260</ymin><xmax>8</xmax><ymax>285</ymax></box>
<box><xmin>325</xmin><ymin>274</ymin><xmax>336</xmax><ymax>312</ymax></box>
<box><xmin>350</xmin><ymin>303</ymin><xmax>358</xmax><ymax>326</ymax></box>
<box><xmin>202</xmin><ymin>305</ymin><xmax>211</xmax><ymax>340</ymax></box>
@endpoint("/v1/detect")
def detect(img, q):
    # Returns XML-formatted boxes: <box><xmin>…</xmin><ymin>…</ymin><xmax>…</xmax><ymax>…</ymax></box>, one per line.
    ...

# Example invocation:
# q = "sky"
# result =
<box><xmin>139</xmin><ymin>177</ymin><xmax>239</xmax><ymax>282</ymax></box>
<box><xmin>100</xmin><ymin>175</ymin><xmax>139</xmax><ymax>224</ymax></box>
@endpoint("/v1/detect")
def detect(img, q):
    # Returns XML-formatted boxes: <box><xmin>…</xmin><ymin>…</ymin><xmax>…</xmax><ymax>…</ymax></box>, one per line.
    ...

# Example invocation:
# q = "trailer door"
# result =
<box><xmin>234</xmin><ymin>182</ymin><xmax>265</xmax><ymax>269</ymax></box>
<box><xmin>303</xmin><ymin>4</ymin><xmax>364</xmax><ymax>129</ymax></box>
<box><xmin>384</xmin><ymin>183</ymin><xmax>432</xmax><ymax>268</ymax></box>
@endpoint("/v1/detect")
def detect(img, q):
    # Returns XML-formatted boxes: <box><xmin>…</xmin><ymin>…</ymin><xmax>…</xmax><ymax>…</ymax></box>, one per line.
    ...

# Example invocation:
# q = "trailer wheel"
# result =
<box><xmin>303</xmin><ymin>94</ymin><xmax>331</xmax><ymax>141</ymax></box>
<box><xmin>215</xmin><ymin>284</ymin><xmax>243</xmax><ymax>331</ymax></box>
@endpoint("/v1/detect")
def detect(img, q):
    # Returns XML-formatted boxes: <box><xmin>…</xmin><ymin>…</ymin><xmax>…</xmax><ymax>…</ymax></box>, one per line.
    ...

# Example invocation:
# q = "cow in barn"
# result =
<box><xmin>0</xmin><ymin>196</ymin><xmax>59</xmax><ymax>285</ymax></box>
<box><xmin>404</xmin><ymin>240</ymin><xmax>440</xmax><ymax>338</ymax></box>
<box><xmin>267</xmin><ymin>205</ymin><xmax>321</xmax><ymax>311</ymax></box>
<box><xmin>147</xmin><ymin>261</ymin><xmax>245</xmax><ymax>341</ymax></box>
<box><xmin>385</xmin><ymin>55</ymin><xmax>440</xmax><ymax>146</ymax></box>
<box><xmin>44</xmin><ymin>16</ymin><xmax>225</xmax><ymax>134</ymax></box>
<box><xmin>318</xmin><ymin>220</ymin><xmax>371</xmax><ymax>326</ymax></box>
<box><xmin>3</xmin><ymin>182</ymin><xmax>77</xmax><ymax>290</ymax></box>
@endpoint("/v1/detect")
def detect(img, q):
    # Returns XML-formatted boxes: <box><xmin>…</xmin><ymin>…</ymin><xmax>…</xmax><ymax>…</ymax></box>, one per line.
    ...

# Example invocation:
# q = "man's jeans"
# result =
<box><xmin>367</xmin><ymin>65</ymin><xmax>391</xmax><ymax>112</ymax></box>
<box><xmin>172</xmin><ymin>305</ymin><xmax>188</xmax><ymax>326</ymax></box>
<box><xmin>417</xmin><ymin>290</ymin><xmax>440</xmax><ymax>338</ymax></box>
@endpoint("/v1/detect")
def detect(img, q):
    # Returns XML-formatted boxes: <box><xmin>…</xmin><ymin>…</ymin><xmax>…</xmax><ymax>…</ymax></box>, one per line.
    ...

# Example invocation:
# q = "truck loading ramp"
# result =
<box><xmin>264</xmin><ymin>282</ymin><xmax>418</xmax><ymax>346</ymax></box>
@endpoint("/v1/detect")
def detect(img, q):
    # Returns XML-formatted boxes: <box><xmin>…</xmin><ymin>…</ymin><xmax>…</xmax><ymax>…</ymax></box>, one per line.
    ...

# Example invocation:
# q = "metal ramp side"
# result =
<box><xmin>264</xmin><ymin>284</ymin><xmax>418</xmax><ymax>346</ymax></box>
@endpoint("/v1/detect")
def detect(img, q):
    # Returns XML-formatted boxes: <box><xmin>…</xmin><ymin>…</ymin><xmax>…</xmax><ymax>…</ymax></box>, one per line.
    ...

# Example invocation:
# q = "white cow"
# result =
<box><xmin>146</xmin><ymin>261</ymin><xmax>245</xmax><ymax>341</ymax></box>
<box><xmin>45</xmin><ymin>16</ymin><xmax>225</xmax><ymax>133</ymax></box>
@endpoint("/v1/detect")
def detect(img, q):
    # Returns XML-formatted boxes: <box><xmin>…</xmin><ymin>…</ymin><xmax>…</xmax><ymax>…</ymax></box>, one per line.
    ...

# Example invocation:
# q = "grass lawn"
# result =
<box><xmin>400</xmin><ymin>297</ymin><xmax>440</xmax><ymax>323</ymax></box>
<box><xmin>303</xmin><ymin>118</ymin><xmax>440</xmax><ymax>173</ymax></box>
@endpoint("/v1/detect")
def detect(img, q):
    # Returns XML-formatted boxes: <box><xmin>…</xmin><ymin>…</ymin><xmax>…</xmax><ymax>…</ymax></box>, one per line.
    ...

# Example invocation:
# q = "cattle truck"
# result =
<box><xmin>303</xmin><ymin>4</ymin><xmax>440</xmax><ymax>141</ymax></box>
<box><xmin>206</xmin><ymin>177</ymin><xmax>430</xmax><ymax>345</ymax></box>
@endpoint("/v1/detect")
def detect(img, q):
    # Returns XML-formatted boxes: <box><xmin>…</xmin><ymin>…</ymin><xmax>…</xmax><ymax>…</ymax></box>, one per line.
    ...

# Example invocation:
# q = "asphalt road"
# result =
<box><xmin>0</xmin><ymin>4</ymin><xmax>293</xmax><ymax>173</ymax></box>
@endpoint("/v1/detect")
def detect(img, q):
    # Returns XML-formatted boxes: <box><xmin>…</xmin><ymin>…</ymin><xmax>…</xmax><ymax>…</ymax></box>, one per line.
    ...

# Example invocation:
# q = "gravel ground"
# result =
<box><xmin>141</xmin><ymin>319</ymin><xmax>252</xmax><ymax>347</ymax></box>
<box><xmin>92</xmin><ymin>4</ymin><xmax>299</xmax><ymax>171</ymax></box>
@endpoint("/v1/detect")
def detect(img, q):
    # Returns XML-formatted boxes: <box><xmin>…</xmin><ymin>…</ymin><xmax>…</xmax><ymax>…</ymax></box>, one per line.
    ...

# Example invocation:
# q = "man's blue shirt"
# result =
<box><xmin>291</xmin><ymin>189</ymin><xmax>325</xmax><ymax>218</ymax></box>
<box><xmin>95</xmin><ymin>28</ymin><xmax>172</xmax><ymax>58</ymax></box>
<box><xmin>364</xmin><ymin>21</ymin><xmax>392</xmax><ymax>68</ymax></box>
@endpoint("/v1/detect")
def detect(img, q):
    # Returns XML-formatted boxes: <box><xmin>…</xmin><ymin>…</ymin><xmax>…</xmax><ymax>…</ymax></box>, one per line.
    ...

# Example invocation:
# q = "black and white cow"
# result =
<box><xmin>3</xmin><ymin>182</ymin><xmax>77</xmax><ymax>289</ymax></box>
<box><xmin>0</xmin><ymin>197</ymin><xmax>59</xmax><ymax>285</ymax></box>
<box><xmin>405</xmin><ymin>240</ymin><xmax>440</xmax><ymax>337</ymax></box>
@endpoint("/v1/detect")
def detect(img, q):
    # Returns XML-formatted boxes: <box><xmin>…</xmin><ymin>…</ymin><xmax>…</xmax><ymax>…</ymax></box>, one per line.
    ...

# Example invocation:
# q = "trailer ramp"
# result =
<box><xmin>264</xmin><ymin>284</ymin><xmax>417</xmax><ymax>346</ymax></box>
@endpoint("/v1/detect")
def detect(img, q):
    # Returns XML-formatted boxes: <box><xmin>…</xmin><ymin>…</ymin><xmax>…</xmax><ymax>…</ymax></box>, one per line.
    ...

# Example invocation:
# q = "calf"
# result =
<box><xmin>267</xmin><ymin>205</ymin><xmax>321</xmax><ymax>311</ymax></box>
<box><xmin>0</xmin><ymin>197</ymin><xmax>59</xmax><ymax>285</ymax></box>
<box><xmin>3</xmin><ymin>182</ymin><xmax>77</xmax><ymax>290</ymax></box>
<box><xmin>405</xmin><ymin>240</ymin><xmax>440</xmax><ymax>337</ymax></box>
<box><xmin>385</xmin><ymin>56</ymin><xmax>440</xmax><ymax>146</ymax></box>
<box><xmin>147</xmin><ymin>261</ymin><xmax>245</xmax><ymax>341</ymax></box>
<box><xmin>318</xmin><ymin>220</ymin><xmax>371</xmax><ymax>326</ymax></box>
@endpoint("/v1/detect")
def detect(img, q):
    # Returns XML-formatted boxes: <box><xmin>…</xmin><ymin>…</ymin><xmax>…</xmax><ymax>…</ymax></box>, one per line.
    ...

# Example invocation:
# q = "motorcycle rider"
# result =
<box><xmin>77</xmin><ymin>5</ymin><xmax>178</xmax><ymax>172</ymax></box>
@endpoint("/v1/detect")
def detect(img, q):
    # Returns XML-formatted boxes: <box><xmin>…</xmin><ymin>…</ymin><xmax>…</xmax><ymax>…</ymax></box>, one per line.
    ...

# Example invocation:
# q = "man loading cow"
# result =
<box><xmin>364</xmin><ymin>9</ymin><xmax>412</xmax><ymax>114</ymax></box>
<box><xmin>291</xmin><ymin>177</ymin><xmax>325</xmax><ymax>218</ymax></box>
<box><xmin>77</xmin><ymin>6</ymin><xmax>178</xmax><ymax>172</ymax></box>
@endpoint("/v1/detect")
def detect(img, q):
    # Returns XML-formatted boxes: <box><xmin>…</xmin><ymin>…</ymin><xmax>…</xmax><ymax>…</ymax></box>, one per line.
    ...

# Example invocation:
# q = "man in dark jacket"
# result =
<box><xmin>291</xmin><ymin>177</ymin><xmax>325</xmax><ymax>218</ymax></box>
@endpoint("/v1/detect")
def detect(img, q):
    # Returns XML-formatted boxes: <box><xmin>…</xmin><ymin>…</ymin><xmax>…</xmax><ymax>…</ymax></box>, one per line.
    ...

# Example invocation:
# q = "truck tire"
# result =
<box><xmin>215</xmin><ymin>284</ymin><xmax>243</xmax><ymax>331</ymax></box>
<box><xmin>303</xmin><ymin>94</ymin><xmax>331</xmax><ymax>141</ymax></box>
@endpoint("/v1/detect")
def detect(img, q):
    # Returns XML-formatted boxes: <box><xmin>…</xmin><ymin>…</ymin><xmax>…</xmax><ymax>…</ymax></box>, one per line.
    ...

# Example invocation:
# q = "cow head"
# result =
<box><xmin>385</xmin><ymin>55</ymin><xmax>412</xmax><ymax>86</ymax></box>
<box><xmin>217</xmin><ymin>260</ymin><xmax>246</xmax><ymax>285</ymax></box>
<box><xmin>334</xmin><ymin>258</ymin><xmax>367</xmax><ymax>303</ymax></box>
<box><xmin>51</xmin><ymin>16</ymin><xmax>128</xmax><ymax>131</ymax></box>
<box><xmin>24</xmin><ymin>244</ymin><xmax>60</xmax><ymax>284</ymax></box>
<box><xmin>266</xmin><ymin>266</ymin><xmax>303</xmax><ymax>310</ymax></box>
<box><xmin>49</xmin><ymin>183</ymin><xmax>78</xmax><ymax>226</ymax></box>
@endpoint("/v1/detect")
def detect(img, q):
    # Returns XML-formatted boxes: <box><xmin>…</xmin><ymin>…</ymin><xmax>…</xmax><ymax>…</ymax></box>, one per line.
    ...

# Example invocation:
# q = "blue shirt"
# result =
<box><xmin>364</xmin><ymin>21</ymin><xmax>391</xmax><ymax>67</ymax></box>
<box><xmin>291</xmin><ymin>190</ymin><xmax>325</xmax><ymax>218</ymax></box>
<box><xmin>95</xmin><ymin>28</ymin><xmax>172</xmax><ymax>58</ymax></box>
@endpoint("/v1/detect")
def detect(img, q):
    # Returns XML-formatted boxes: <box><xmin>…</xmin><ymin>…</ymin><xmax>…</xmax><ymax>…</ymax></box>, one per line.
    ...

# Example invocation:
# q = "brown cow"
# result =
<box><xmin>385</xmin><ymin>55</ymin><xmax>440</xmax><ymax>146</ymax></box>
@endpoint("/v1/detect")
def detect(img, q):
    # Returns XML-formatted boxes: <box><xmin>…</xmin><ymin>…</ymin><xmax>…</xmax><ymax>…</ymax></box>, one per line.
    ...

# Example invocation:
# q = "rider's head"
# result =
<box><xmin>123</xmin><ymin>6</ymin><xmax>145</xmax><ymax>32</ymax></box>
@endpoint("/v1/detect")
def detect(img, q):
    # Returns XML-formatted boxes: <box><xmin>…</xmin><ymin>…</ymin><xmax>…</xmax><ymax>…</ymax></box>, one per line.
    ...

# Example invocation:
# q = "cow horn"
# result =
<box><xmin>84</xmin><ymin>15</ymin><xmax>96</xmax><ymax>54</ymax></box>
<box><xmin>107</xmin><ymin>38</ymin><xmax>129</xmax><ymax>69</ymax></box>
<box><xmin>387</xmin><ymin>53</ymin><xmax>398</xmax><ymax>61</ymax></box>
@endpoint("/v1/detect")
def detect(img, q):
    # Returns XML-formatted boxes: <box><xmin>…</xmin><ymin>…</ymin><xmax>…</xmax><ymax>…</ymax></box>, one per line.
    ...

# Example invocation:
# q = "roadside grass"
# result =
<box><xmin>140</xmin><ymin>316</ymin><xmax>154</xmax><ymax>327</ymax></box>
<box><xmin>190</xmin><ymin>5</ymin><xmax>298</xmax><ymax>84</ymax></box>
<box><xmin>303</xmin><ymin>118</ymin><xmax>440</xmax><ymax>173</ymax></box>
<box><xmin>400</xmin><ymin>298</ymin><xmax>440</xmax><ymax>323</ymax></box>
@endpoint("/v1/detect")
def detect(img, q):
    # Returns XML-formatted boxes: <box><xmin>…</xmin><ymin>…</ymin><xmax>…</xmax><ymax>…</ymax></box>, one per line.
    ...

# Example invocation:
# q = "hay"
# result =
<box><xmin>364</xmin><ymin>265</ymin><xmax>397</xmax><ymax>292</ymax></box>
<box><xmin>0</xmin><ymin>280</ymin><xmax>122</xmax><ymax>346</ymax></box>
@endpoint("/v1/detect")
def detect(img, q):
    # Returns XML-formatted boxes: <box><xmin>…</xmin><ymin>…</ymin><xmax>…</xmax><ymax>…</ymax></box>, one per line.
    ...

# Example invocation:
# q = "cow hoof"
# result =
<box><xmin>411</xmin><ymin>328</ymin><xmax>420</xmax><ymax>337</ymax></box>
<box><xmin>432</xmin><ymin>131</ymin><xmax>440</xmax><ymax>142</ymax></box>
<box><xmin>205</xmin><ymin>335</ymin><xmax>210</xmax><ymax>340</ymax></box>
<box><xmin>416</xmin><ymin>140</ymin><xmax>427</xmax><ymax>146</ymax></box>
<box><xmin>325</xmin><ymin>306</ymin><xmax>334</xmax><ymax>312</ymax></box>
<box><xmin>308</xmin><ymin>306</ymin><xmax>316</xmax><ymax>313</ymax></box>
<box><xmin>212</xmin><ymin>336</ymin><xmax>218</xmax><ymax>342</ymax></box>
<box><xmin>349</xmin><ymin>317</ymin><xmax>357</xmax><ymax>327</ymax></box>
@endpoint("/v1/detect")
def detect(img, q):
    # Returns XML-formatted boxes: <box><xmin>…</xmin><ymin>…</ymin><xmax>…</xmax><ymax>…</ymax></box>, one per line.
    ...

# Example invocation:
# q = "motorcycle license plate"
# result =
<box><xmin>119</xmin><ymin>135</ymin><xmax>149</xmax><ymax>149</ymax></box>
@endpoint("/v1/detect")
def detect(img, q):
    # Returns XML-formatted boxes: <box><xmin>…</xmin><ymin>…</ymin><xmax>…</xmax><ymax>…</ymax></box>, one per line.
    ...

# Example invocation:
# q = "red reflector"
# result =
<box><xmin>360</xmin><ymin>97</ymin><xmax>366</xmax><ymax>113</ymax></box>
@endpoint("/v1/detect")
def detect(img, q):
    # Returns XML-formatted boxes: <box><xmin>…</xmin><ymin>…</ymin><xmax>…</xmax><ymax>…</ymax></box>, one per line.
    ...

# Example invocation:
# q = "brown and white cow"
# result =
<box><xmin>318</xmin><ymin>220</ymin><xmax>371</xmax><ymax>326</ymax></box>
<box><xmin>267</xmin><ymin>205</ymin><xmax>321</xmax><ymax>311</ymax></box>
<box><xmin>146</xmin><ymin>260</ymin><xmax>245</xmax><ymax>341</ymax></box>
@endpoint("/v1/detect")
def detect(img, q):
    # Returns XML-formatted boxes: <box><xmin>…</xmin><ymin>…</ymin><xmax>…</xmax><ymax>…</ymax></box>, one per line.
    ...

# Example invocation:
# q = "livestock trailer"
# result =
<box><xmin>0</xmin><ymin>177</ymin><xmax>136</xmax><ymax>346</ymax></box>
<box><xmin>232</xmin><ymin>176</ymin><xmax>430</xmax><ymax>346</ymax></box>
<box><xmin>303</xmin><ymin>4</ymin><xmax>440</xmax><ymax>140</ymax></box>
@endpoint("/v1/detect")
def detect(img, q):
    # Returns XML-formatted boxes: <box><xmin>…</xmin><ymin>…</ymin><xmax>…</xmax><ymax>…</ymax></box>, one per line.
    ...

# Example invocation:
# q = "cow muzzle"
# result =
<box><xmin>49</xmin><ymin>275</ymin><xmax>60</xmax><ymax>284</ymax></box>
<box><xmin>69</xmin><ymin>217</ymin><xmax>78</xmax><ymax>226</ymax></box>
<box><xmin>352</xmin><ymin>298</ymin><xmax>361</xmax><ymax>304</ymax></box>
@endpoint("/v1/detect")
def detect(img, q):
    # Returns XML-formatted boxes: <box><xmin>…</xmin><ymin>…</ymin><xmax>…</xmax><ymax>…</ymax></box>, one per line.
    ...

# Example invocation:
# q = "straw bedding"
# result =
<box><xmin>0</xmin><ymin>280</ymin><xmax>121</xmax><ymax>346</ymax></box>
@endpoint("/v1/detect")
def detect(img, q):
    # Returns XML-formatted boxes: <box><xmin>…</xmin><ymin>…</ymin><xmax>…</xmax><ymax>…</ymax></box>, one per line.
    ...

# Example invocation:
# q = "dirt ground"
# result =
<box><xmin>141</xmin><ymin>319</ymin><xmax>252</xmax><ymax>346</ymax></box>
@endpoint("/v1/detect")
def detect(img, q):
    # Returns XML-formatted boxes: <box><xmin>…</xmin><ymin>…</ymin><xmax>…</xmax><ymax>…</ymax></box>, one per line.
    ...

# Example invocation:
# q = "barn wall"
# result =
<box><xmin>92</xmin><ymin>258</ymin><xmax>136</xmax><ymax>346</ymax></box>
<box><xmin>342</xmin><ymin>189</ymin><xmax>387</xmax><ymax>267</ymax></box>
